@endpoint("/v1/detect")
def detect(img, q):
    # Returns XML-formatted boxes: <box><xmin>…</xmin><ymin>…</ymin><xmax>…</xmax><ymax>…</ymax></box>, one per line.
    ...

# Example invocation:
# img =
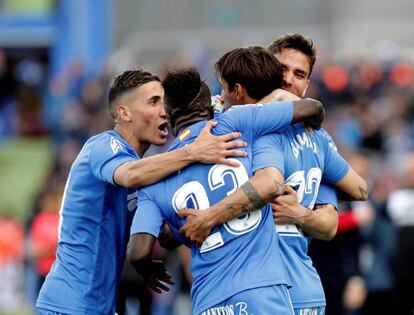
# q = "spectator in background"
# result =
<box><xmin>0</xmin><ymin>215</ymin><xmax>25</xmax><ymax>312</ymax></box>
<box><xmin>29</xmin><ymin>191</ymin><xmax>60</xmax><ymax>291</ymax></box>
<box><xmin>387</xmin><ymin>152</ymin><xmax>414</xmax><ymax>315</ymax></box>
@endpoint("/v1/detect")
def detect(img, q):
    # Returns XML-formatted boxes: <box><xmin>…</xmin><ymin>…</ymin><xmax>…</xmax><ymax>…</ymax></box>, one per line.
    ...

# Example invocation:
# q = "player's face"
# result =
<box><xmin>220</xmin><ymin>78</ymin><xmax>241</xmax><ymax>108</ymax></box>
<box><xmin>128</xmin><ymin>81</ymin><xmax>168</xmax><ymax>146</ymax></box>
<box><xmin>274</xmin><ymin>48</ymin><xmax>310</xmax><ymax>97</ymax></box>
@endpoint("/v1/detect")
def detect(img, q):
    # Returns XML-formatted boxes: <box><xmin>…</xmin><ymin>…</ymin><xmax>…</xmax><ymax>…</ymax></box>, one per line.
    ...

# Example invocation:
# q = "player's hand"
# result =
<box><xmin>188</xmin><ymin>120</ymin><xmax>247</xmax><ymax>167</ymax></box>
<box><xmin>258</xmin><ymin>88</ymin><xmax>301</xmax><ymax>104</ymax></box>
<box><xmin>272</xmin><ymin>185</ymin><xmax>310</xmax><ymax>225</ymax></box>
<box><xmin>178</xmin><ymin>208</ymin><xmax>212</xmax><ymax>245</ymax></box>
<box><xmin>145</xmin><ymin>260</ymin><xmax>175</xmax><ymax>294</ymax></box>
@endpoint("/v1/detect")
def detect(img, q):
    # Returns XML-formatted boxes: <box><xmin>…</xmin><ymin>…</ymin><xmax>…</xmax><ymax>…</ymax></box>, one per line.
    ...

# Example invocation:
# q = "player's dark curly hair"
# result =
<box><xmin>108</xmin><ymin>68</ymin><xmax>160</xmax><ymax>120</ymax></box>
<box><xmin>268</xmin><ymin>33</ymin><xmax>316</xmax><ymax>77</ymax></box>
<box><xmin>162</xmin><ymin>67</ymin><xmax>212</xmax><ymax>135</ymax></box>
<box><xmin>215</xmin><ymin>46</ymin><xmax>283</xmax><ymax>101</ymax></box>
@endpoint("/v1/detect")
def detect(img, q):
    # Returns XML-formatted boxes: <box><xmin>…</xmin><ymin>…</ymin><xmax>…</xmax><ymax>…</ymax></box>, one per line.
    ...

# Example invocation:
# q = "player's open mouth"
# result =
<box><xmin>158</xmin><ymin>122</ymin><xmax>169</xmax><ymax>137</ymax></box>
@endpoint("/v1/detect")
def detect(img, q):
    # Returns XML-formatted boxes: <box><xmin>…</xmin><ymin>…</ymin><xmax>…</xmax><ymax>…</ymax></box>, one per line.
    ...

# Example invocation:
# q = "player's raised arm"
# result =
<box><xmin>178</xmin><ymin>166</ymin><xmax>286</xmax><ymax>244</ymax></box>
<box><xmin>259</xmin><ymin>88</ymin><xmax>324</xmax><ymax>129</ymax></box>
<box><xmin>114</xmin><ymin>120</ymin><xmax>247</xmax><ymax>188</ymax></box>
<box><xmin>291</xmin><ymin>98</ymin><xmax>324</xmax><ymax>129</ymax></box>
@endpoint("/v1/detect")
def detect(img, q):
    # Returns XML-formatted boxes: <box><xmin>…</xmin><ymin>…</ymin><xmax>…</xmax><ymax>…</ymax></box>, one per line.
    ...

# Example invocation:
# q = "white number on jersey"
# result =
<box><xmin>172</xmin><ymin>159</ymin><xmax>262</xmax><ymax>253</ymax></box>
<box><xmin>276</xmin><ymin>167</ymin><xmax>322</xmax><ymax>237</ymax></box>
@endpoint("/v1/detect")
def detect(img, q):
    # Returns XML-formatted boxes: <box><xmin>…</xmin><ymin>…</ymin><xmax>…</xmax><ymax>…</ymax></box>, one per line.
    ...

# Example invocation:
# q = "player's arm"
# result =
<box><xmin>128</xmin><ymin>233</ymin><xmax>175</xmax><ymax>293</ymax></box>
<box><xmin>114</xmin><ymin>121</ymin><xmax>247</xmax><ymax>188</ymax></box>
<box><xmin>291</xmin><ymin>98</ymin><xmax>324</xmax><ymax>129</ymax></box>
<box><xmin>258</xmin><ymin>88</ymin><xmax>325</xmax><ymax>129</ymax></box>
<box><xmin>334</xmin><ymin>167</ymin><xmax>368</xmax><ymax>201</ymax></box>
<box><xmin>320</xmin><ymin>130</ymin><xmax>368</xmax><ymax>201</ymax></box>
<box><xmin>273</xmin><ymin>184</ymin><xmax>339</xmax><ymax>240</ymax></box>
<box><xmin>178</xmin><ymin>166</ymin><xmax>286</xmax><ymax>244</ymax></box>
<box><xmin>158</xmin><ymin>223</ymin><xmax>183</xmax><ymax>251</ymax></box>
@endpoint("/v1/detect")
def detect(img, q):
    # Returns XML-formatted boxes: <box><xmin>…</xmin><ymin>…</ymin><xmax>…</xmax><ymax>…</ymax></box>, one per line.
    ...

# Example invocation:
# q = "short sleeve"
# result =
<box><xmin>169</xmin><ymin>225</ymin><xmax>191</xmax><ymax>248</ymax></box>
<box><xmin>221</xmin><ymin>101</ymin><xmax>293</xmax><ymax>139</ymax></box>
<box><xmin>252</xmin><ymin>134</ymin><xmax>285</xmax><ymax>175</ymax></box>
<box><xmin>322</xmin><ymin>137</ymin><xmax>350</xmax><ymax>184</ymax></box>
<box><xmin>315</xmin><ymin>184</ymin><xmax>339</xmax><ymax>210</ymax></box>
<box><xmin>130</xmin><ymin>189</ymin><xmax>164</xmax><ymax>237</ymax></box>
<box><xmin>89</xmin><ymin>135</ymin><xmax>137</xmax><ymax>185</ymax></box>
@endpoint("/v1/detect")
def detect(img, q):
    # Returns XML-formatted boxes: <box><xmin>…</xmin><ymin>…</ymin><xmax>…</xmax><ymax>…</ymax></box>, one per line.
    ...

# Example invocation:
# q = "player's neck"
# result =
<box><xmin>236</xmin><ymin>95</ymin><xmax>257</xmax><ymax>106</ymax></box>
<box><xmin>173</xmin><ymin>109</ymin><xmax>213</xmax><ymax>136</ymax></box>
<box><xmin>114</xmin><ymin>125</ymin><xmax>150</xmax><ymax>157</ymax></box>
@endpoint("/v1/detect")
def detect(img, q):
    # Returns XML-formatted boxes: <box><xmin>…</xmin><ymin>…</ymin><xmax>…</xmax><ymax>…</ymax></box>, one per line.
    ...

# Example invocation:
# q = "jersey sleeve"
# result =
<box><xmin>130</xmin><ymin>188</ymin><xmax>164</xmax><ymax>237</ymax></box>
<box><xmin>89</xmin><ymin>135</ymin><xmax>137</xmax><ymax>185</ymax></box>
<box><xmin>252</xmin><ymin>134</ymin><xmax>285</xmax><ymax>175</ymax></box>
<box><xmin>315</xmin><ymin>184</ymin><xmax>339</xmax><ymax>210</ymax></box>
<box><xmin>222</xmin><ymin>101</ymin><xmax>293</xmax><ymax>139</ymax></box>
<box><xmin>321</xmin><ymin>135</ymin><xmax>350</xmax><ymax>184</ymax></box>
<box><xmin>169</xmin><ymin>225</ymin><xmax>191</xmax><ymax>248</ymax></box>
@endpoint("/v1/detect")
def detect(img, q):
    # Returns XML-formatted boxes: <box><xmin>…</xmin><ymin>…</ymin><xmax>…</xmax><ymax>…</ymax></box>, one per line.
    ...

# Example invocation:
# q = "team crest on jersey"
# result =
<box><xmin>110</xmin><ymin>136</ymin><xmax>124</xmax><ymax>154</ymax></box>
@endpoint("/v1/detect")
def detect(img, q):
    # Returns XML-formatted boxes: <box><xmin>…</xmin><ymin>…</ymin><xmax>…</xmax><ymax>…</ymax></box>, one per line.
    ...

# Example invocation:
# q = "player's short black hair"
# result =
<box><xmin>162</xmin><ymin>67</ymin><xmax>212</xmax><ymax>134</ymax></box>
<box><xmin>215</xmin><ymin>46</ymin><xmax>283</xmax><ymax>101</ymax></box>
<box><xmin>268</xmin><ymin>33</ymin><xmax>316</xmax><ymax>78</ymax></box>
<box><xmin>108</xmin><ymin>68</ymin><xmax>160</xmax><ymax>120</ymax></box>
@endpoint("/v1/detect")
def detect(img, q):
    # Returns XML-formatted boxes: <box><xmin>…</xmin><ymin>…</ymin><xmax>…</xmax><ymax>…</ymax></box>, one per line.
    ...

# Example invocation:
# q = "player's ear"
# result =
<box><xmin>302</xmin><ymin>79</ymin><xmax>310</xmax><ymax>97</ymax></box>
<box><xmin>117</xmin><ymin>104</ymin><xmax>132</xmax><ymax>122</ymax></box>
<box><xmin>234</xmin><ymin>83</ymin><xmax>244</xmax><ymax>101</ymax></box>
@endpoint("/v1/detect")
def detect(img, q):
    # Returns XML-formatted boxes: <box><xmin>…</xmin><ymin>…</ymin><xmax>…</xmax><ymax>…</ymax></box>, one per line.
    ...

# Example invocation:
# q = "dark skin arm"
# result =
<box><xmin>259</xmin><ymin>88</ymin><xmax>325</xmax><ymax>129</ymax></box>
<box><xmin>127</xmin><ymin>233</ymin><xmax>175</xmax><ymax>293</ymax></box>
<box><xmin>178</xmin><ymin>167</ymin><xmax>286</xmax><ymax>244</ymax></box>
<box><xmin>158</xmin><ymin>223</ymin><xmax>182</xmax><ymax>251</ymax></box>
<box><xmin>291</xmin><ymin>98</ymin><xmax>324</xmax><ymax>129</ymax></box>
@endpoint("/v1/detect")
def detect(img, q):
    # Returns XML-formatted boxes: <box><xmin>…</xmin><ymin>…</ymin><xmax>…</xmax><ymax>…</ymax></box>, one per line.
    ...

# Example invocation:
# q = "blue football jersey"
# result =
<box><xmin>131</xmin><ymin>101</ymin><xmax>294</xmax><ymax>315</ymax></box>
<box><xmin>252</xmin><ymin>124</ymin><xmax>349</xmax><ymax>309</ymax></box>
<box><xmin>36</xmin><ymin>130</ymin><xmax>138</xmax><ymax>315</ymax></box>
<box><xmin>315</xmin><ymin>184</ymin><xmax>339</xmax><ymax>209</ymax></box>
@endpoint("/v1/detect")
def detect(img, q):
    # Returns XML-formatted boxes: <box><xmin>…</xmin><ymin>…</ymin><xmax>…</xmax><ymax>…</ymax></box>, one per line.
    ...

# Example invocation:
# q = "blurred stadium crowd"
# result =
<box><xmin>0</xmin><ymin>43</ymin><xmax>413</xmax><ymax>315</ymax></box>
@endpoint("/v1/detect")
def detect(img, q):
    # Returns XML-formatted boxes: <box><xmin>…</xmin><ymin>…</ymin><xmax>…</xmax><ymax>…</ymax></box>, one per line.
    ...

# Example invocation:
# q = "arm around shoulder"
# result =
<box><xmin>292</xmin><ymin>99</ymin><xmax>324</xmax><ymax>129</ymax></box>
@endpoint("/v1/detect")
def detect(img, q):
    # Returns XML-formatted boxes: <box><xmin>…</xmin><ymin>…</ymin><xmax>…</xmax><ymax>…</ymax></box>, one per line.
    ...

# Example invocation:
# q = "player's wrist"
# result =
<box><xmin>182</xmin><ymin>144</ymin><xmax>197</xmax><ymax>163</ymax></box>
<box><xmin>296</xmin><ymin>206</ymin><xmax>313</xmax><ymax>227</ymax></box>
<box><xmin>203</xmin><ymin>206</ymin><xmax>221</xmax><ymax>227</ymax></box>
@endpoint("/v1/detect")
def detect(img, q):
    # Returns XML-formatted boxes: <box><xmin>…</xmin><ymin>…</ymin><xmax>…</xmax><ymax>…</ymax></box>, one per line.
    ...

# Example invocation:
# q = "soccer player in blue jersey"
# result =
<box><xmin>128</xmin><ymin>61</ymin><xmax>326</xmax><ymax>314</ymax></box>
<box><xmin>180</xmin><ymin>40</ymin><xmax>368</xmax><ymax>315</ymax></box>
<box><xmin>35</xmin><ymin>68</ymin><xmax>252</xmax><ymax>315</ymax></box>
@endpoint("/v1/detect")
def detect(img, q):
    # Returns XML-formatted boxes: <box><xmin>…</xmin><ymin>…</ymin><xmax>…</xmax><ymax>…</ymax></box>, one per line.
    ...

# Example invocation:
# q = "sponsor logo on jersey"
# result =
<box><xmin>110</xmin><ymin>136</ymin><xmax>124</xmax><ymax>154</ymax></box>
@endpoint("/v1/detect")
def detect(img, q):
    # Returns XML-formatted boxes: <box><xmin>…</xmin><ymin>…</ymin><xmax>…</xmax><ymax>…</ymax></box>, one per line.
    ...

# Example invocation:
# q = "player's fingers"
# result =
<box><xmin>149</xmin><ymin>282</ymin><xmax>162</xmax><ymax>294</ymax></box>
<box><xmin>162</xmin><ymin>275</ymin><xmax>176</xmax><ymax>285</ymax></box>
<box><xmin>178</xmin><ymin>208</ymin><xmax>197</xmax><ymax>218</ymax></box>
<box><xmin>285</xmin><ymin>185</ymin><xmax>296</xmax><ymax>195</ymax></box>
<box><xmin>219</xmin><ymin>158</ymin><xmax>241</xmax><ymax>167</ymax></box>
<box><xmin>177</xmin><ymin>208</ymin><xmax>188</xmax><ymax>218</ymax></box>
<box><xmin>218</xmin><ymin>131</ymin><xmax>242</xmax><ymax>142</ymax></box>
<box><xmin>223</xmin><ymin>149</ymin><xmax>248</xmax><ymax>158</ymax></box>
<box><xmin>200</xmin><ymin>120</ymin><xmax>217</xmax><ymax>134</ymax></box>
<box><xmin>154</xmin><ymin>280</ymin><xmax>170</xmax><ymax>292</ymax></box>
<box><xmin>223</xmin><ymin>140</ymin><xmax>248</xmax><ymax>150</ymax></box>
